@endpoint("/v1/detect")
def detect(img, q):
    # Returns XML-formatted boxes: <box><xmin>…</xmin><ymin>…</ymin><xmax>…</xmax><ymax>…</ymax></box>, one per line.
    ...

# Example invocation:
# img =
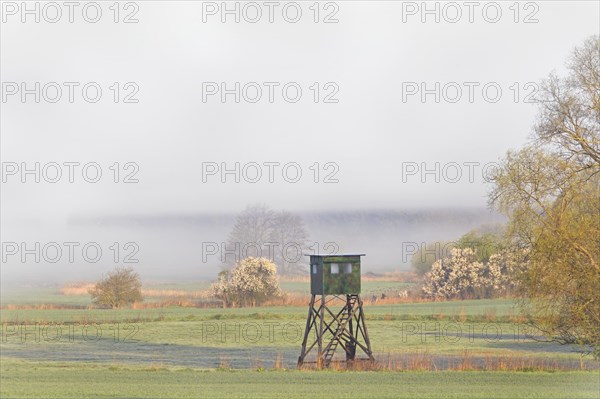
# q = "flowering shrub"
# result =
<box><xmin>423</xmin><ymin>248</ymin><xmax>527</xmax><ymax>299</ymax></box>
<box><xmin>211</xmin><ymin>257</ymin><xmax>283</xmax><ymax>307</ymax></box>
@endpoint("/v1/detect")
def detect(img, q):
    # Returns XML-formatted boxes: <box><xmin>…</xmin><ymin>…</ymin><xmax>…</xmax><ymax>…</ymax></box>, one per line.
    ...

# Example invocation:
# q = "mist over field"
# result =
<box><xmin>2</xmin><ymin>2</ymin><xmax>599</xmax><ymax>397</ymax></box>
<box><xmin>1</xmin><ymin>207</ymin><xmax>503</xmax><ymax>287</ymax></box>
<box><xmin>1</xmin><ymin>1</ymin><xmax>594</xmax><ymax>293</ymax></box>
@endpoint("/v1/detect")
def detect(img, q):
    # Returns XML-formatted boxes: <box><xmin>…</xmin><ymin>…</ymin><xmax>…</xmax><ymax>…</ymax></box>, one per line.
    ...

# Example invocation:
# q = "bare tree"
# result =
<box><xmin>534</xmin><ymin>36</ymin><xmax>600</xmax><ymax>169</ymax></box>
<box><xmin>226</xmin><ymin>204</ymin><xmax>274</xmax><ymax>264</ymax></box>
<box><xmin>269</xmin><ymin>211</ymin><xmax>310</xmax><ymax>275</ymax></box>
<box><xmin>225</xmin><ymin>205</ymin><xmax>310</xmax><ymax>274</ymax></box>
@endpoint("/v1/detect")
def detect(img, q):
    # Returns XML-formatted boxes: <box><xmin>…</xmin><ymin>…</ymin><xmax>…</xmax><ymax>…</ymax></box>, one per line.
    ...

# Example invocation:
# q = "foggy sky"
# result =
<box><xmin>1</xmin><ymin>1</ymin><xmax>598</xmax><ymax>284</ymax></box>
<box><xmin>2</xmin><ymin>2</ymin><xmax>598</xmax><ymax>220</ymax></box>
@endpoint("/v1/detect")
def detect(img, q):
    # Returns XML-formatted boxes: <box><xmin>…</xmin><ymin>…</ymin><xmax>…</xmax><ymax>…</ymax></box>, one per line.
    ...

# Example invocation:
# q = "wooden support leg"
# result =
<box><xmin>297</xmin><ymin>295</ymin><xmax>315</xmax><ymax>368</ymax></box>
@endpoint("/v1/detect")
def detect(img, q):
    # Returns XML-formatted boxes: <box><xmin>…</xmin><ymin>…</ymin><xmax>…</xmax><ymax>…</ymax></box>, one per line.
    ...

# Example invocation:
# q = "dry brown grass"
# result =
<box><xmin>273</xmin><ymin>353</ymin><xmax>284</xmax><ymax>370</ymax></box>
<box><xmin>217</xmin><ymin>357</ymin><xmax>231</xmax><ymax>370</ymax></box>
<box><xmin>278</xmin><ymin>275</ymin><xmax>310</xmax><ymax>283</ymax></box>
<box><xmin>374</xmin><ymin>351</ymin><xmax>592</xmax><ymax>372</ymax></box>
<box><xmin>297</xmin><ymin>351</ymin><xmax>595</xmax><ymax>372</ymax></box>
<box><xmin>59</xmin><ymin>282</ymin><xmax>211</xmax><ymax>299</ymax></box>
<box><xmin>141</xmin><ymin>289</ymin><xmax>211</xmax><ymax>299</ymax></box>
<box><xmin>2</xmin><ymin>303</ymin><xmax>89</xmax><ymax>310</ymax></box>
<box><xmin>263</xmin><ymin>293</ymin><xmax>311</xmax><ymax>307</ymax></box>
<box><xmin>59</xmin><ymin>283</ymin><xmax>94</xmax><ymax>296</ymax></box>
<box><xmin>364</xmin><ymin>295</ymin><xmax>429</xmax><ymax>306</ymax></box>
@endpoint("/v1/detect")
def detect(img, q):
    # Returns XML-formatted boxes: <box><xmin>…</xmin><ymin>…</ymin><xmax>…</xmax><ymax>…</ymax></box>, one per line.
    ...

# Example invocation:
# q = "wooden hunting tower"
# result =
<box><xmin>297</xmin><ymin>254</ymin><xmax>375</xmax><ymax>368</ymax></box>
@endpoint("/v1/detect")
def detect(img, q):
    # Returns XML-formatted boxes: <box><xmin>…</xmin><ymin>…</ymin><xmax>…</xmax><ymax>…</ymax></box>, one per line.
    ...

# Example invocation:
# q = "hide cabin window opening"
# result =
<box><xmin>344</xmin><ymin>263</ymin><xmax>352</xmax><ymax>274</ymax></box>
<box><xmin>312</xmin><ymin>264</ymin><xmax>317</xmax><ymax>274</ymax></box>
<box><xmin>330</xmin><ymin>263</ymin><xmax>339</xmax><ymax>274</ymax></box>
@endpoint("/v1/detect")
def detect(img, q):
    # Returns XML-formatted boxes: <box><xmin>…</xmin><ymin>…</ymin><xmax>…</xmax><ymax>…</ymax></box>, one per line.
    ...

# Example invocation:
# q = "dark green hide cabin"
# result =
<box><xmin>308</xmin><ymin>254</ymin><xmax>364</xmax><ymax>295</ymax></box>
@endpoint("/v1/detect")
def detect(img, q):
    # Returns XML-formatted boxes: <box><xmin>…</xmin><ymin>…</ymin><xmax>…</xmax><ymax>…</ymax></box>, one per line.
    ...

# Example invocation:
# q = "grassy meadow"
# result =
<box><xmin>2</xmin><ymin>361</ymin><xmax>599</xmax><ymax>399</ymax></box>
<box><xmin>1</xmin><ymin>280</ymin><xmax>599</xmax><ymax>398</ymax></box>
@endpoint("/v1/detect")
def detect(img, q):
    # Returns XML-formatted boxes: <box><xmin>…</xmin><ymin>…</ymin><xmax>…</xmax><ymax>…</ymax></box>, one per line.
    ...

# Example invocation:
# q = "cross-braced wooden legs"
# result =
<box><xmin>297</xmin><ymin>294</ymin><xmax>374</xmax><ymax>368</ymax></box>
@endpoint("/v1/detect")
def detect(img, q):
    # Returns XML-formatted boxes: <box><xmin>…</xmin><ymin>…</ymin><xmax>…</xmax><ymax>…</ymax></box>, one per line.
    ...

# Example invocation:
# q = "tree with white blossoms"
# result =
<box><xmin>484</xmin><ymin>249</ymin><xmax>528</xmax><ymax>295</ymax></box>
<box><xmin>211</xmin><ymin>257</ymin><xmax>283</xmax><ymax>307</ymax></box>
<box><xmin>423</xmin><ymin>248</ymin><xmax>482</xmax><ymax>299</ymax></box>
<box><xmin>423</xmin><ymin>248</ymin><xmax>527</xmax><ymax>300</ymax></box>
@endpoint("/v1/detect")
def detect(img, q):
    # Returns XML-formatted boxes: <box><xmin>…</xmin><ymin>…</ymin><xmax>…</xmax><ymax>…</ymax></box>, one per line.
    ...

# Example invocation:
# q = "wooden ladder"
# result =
<box><xmin>322</xmin><ymin>296</ymin><xmax>357</xmax><ymax>367</ymax></box>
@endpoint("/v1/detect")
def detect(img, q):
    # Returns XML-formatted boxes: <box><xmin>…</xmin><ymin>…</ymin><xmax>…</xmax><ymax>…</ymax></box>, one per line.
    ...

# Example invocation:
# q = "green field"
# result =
<box><xmin>1</xmin><ymin>285</ymin><xmax>599</xmax><ymax>398</ymax></box>
<box><xmin>0</xmin><ymin>297</ymin><xmax>520</xmax><ymax>323</ymax></box>
<box><xmin>0</xmin><ymin>280</ymin><xmax>412</xmax><ymax>307</ymax></box>
<box><xmin>1</xmin><ymin>360</ymin><xmax>598</xmax><ymax>399</ymax></box>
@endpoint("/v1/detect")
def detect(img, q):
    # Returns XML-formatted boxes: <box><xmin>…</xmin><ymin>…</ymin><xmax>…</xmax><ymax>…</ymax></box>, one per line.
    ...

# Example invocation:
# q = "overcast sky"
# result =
<box><xmin>2</xmin><ymin>1</ymin><xmax>599</xmax><ymax>222</ymax></box>
<box><xmin>1</xmin><ymin>1</ymin><xmax>599</xmax><ymax>284</ymax></box>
